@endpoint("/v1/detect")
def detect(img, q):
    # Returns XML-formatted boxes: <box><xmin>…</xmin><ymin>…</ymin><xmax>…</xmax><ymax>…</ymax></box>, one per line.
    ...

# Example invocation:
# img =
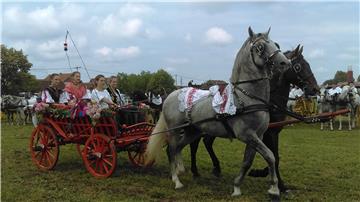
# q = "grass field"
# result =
<box><xmin>1</xmin><ymin>123</ymin><xmax>360</xmax><ymax>201</ymax></box>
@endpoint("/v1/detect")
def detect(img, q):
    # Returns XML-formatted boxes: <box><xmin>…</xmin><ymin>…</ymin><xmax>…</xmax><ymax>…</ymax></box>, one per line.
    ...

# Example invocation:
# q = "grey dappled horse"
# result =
<box><xmin>319</xmin><ymin>86</ymin><xmax>358</xmax><ymax>130</ymax></box>
<box><xmin>145</xmin><ymin>27</ymin><xmax>290</xmax><ymax>198</ymax></box>
<box><xmin>1</xmin><ymin>95</ymin><xmax>28</xmax><ymax>125</ymax></box>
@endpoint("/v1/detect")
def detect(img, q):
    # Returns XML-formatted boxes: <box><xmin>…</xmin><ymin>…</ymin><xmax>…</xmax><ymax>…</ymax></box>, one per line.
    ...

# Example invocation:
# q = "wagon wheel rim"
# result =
<box><xmin>83</xmin><ymin>134</ymin><xmax>117</xmax><ymax>178</ymax></box>
<box><xmin>128</xmin><ymin>143</ymin><xmax>154</xmax><ymax>167</ymax></box>
<box><xmin>76</xmin><ymin>144</ymin><xmax>85</xmax><ymax>158</ymax></box>
<box><xmin>29</xmin><ymin>125</ymin><xmax>59</xmax><ymax>170</ymax></box>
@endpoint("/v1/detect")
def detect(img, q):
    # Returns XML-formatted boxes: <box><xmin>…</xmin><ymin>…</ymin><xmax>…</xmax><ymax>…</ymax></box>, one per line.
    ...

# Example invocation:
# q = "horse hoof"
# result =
<box><xmin>268</xmin><ymin>185</ymin><xmax>280</xmax><ymax>197</ymax></box>
<box><xmin>175</xmin><ymin>182</ymin><xmax>184</xmax><ymax>189</ymax></box>
<box><xmin>212</xmin><ymin>168</ymin><xmax>221</xmax><ymax>178</ymax></box>
<box><xmin>231</xmin><ymin>186</ymin><xmax>241</xmax><ymax>197</ymax></box>
<box><xmin>269</xmin><ymin>194</ymin><xmax>281</xmax><ymax>202</ymax></box>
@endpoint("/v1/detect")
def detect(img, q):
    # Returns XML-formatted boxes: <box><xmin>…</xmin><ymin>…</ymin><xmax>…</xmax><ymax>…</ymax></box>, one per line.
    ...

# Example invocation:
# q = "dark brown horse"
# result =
<box><xmin>189</xmin><ymin>45</ymin><xmax>319</xmax><ymax>193</ymax></box>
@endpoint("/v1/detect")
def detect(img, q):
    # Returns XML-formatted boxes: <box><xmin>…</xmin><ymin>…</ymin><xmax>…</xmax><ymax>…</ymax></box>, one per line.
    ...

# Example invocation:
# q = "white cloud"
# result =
<box><xmin>308</xmin><ymin>49</ymin><xmax>325</xmax><ymax>59</ymax></box>
<box><xmin>95</xmin><ymin>46</ymin><xmax>140</xmax><ymax>61</ymax></box>
<box><xmin>95</xmin><ymin>47</ymin><xmax>112</xmax><ymax>56</ymax></box>
<box><xmin>36</xmin><ymin>38</ymin><xmax>66</xmax><ymax>60</ymax></box>
<box><xmin>99</xmin><ymin>16</ymin><xmax>142</xmax><ymax>38</ymax></box>
<box><xmin>205</xmin><ymin>27</ymin><xmax>233</xmax><ymax>45</ymax></box>
<box><xmin>3</xmin><ymin>4</ymin><xmax>87</xmax><ymax>40</ymax></box>
<box><xmin>114</xmin><ymin>46</ymin><xmax>141</xmax><ymax>58</ymax></box>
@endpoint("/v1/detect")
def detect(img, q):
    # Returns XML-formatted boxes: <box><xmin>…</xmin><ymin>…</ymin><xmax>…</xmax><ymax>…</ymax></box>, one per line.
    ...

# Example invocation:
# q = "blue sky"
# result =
<box><xmin>2</xmin><ymin>1</ymin><xmax>359</xmax><ymax>85</ymax></box>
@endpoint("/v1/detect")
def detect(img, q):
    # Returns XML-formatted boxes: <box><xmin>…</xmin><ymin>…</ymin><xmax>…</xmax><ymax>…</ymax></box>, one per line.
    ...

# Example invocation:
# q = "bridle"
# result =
<box><xmin>289</xmin><ymin>56</ymin><xmax>315</xmax><ymax>89</ymax></box>
<box><xmin>250</xmin><ymin>36</ymin><xmax>282</xmax><ymax>70</ymax></box>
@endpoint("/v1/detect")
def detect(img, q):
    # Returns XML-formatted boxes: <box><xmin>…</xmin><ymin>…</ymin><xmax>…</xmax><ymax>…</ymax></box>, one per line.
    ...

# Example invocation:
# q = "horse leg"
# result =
<box><xmin>203</xmin><ymin>136</ymin><xmax>221</xmax><ymax>177</ymax></box>
<box><xmin>248</xmin><ymin>129</ymin><xmax>272</xmax><ymax>178</ymax></box>
<box><xmin>320</xmin><ymin>122</ymin><xmax>324</xmax><ymax>130</ymax></box>
<box><xmin>270</xmin><ymin>130</ymin><xmax>288</xmax><ymax>193</ymax></box>
<box><xmin>232</xmin><ymin>144</ymin><xmax>256</xmax><ymax>196</ymax></box>
<box><xmin>254</xmin><ymin>139</ymin><xmax>280</xmax><ymax>197</ymax></box>
<box><xmin>233</xmin><ymin>134</ymin><xmax>279</xmax><ymax>197</ymax></box>
<box><xmin>348</xmin><ymin>111</ymin><xmax>352</xmax><ymax>131</ymax></box>
<box><xmin>330</xmin><ymin>118</ymin><xmax>334</xmax><ymax>131</ymax></box>
<box><xmin>190</xmin><ymin>137</ymin><xmax>201</xmax><ymax>177</ymax></box>
<box><xmin>339</xmin><ymin>114</ymin><xmax>343</xmax><ymax>130</ymax></box>
<box><xmin>169</xmin><ymin>127</ymin><xmax>201</xmax><ymax>189</ymax></box>
<box><xmin>167</xmin><ymin>134</ymin><xmax>184</xmax><ymax>189</ymax></box>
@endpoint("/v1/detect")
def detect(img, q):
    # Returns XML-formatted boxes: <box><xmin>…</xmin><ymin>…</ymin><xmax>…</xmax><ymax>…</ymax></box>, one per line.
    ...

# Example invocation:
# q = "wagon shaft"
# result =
<box><xmin>268</xmin><ymin>108</ymin><xmax>350</xmax><ymax>128</ymax></box>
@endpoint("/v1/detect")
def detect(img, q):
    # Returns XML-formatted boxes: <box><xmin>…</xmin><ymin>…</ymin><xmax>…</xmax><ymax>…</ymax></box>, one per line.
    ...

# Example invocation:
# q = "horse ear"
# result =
<box><xmin>265</xmin><ymin>27</ymin><xmax>271</xmax><ymax>38</ymax></box>
<box><xmin>294</xmin><ymin>44</ymin><xmax>301</xmax><ymax>56</ymax></box>
<box><xmin>299</xmin><ymin>46</ymin><xmax>304</xmax><ymax>55</ymax></box>
<box><xmin>248</xmin><ymin>26</ymin><xmax>254</xmax><ymax>38</ymax></box>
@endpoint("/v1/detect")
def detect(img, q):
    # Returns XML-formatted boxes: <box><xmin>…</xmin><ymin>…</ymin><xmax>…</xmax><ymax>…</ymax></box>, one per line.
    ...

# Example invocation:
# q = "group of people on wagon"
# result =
<box><xmin>41</xmin><ymin>71</ymin><xmax>124</xmax><ymax>109</ymax></box>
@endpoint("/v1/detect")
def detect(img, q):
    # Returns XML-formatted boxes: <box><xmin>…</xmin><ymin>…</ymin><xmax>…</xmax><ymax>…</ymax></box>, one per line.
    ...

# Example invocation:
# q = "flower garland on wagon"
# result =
<box><xmin>34</xmin><ymin>99</ymin><xmax>114</xmax><ymax>126</ymax></box>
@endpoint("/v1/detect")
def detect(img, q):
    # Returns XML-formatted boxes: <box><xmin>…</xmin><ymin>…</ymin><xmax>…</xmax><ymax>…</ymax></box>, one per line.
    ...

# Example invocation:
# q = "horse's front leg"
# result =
<box><xmin>232</xmin><ymin>144</ymin><xmax>256</xmax><ymax>197</ymax></box>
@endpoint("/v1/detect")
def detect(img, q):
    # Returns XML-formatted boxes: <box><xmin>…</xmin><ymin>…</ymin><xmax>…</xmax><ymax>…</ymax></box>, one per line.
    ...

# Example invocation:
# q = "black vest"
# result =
<box><xmin>45</xmin><ymin>87</ymin><xmax>63</xmax><ymax>103</ymax></box>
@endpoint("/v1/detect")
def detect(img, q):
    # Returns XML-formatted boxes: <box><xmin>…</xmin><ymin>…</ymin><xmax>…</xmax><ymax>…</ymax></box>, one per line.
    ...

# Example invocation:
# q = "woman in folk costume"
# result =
<box><xmin>106</xmin><ymin>76</ymin><xmax>124</xmax><ymax>106</ymax></box>
<box><xmin>91</xmin><ymin>74</ymin><xmax>117</xmax><ymax>109</ymax></box>
<box><xmin>41</xmin><ymin>73</ymin><xmax>67</xmax><ymax>104</ymax></box>
<box><xmin>63</xmin><ymin>71</ymin><xmax>89</xmax><ymax>102</ymax></box>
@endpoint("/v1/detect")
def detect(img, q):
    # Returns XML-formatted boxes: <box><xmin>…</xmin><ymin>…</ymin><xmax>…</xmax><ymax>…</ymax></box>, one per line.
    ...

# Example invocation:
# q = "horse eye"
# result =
<box><xmin>275</xmin><ymin>42</ymin><xmax>280</xmax><ymax>49</ymax></box>
<box><xmin>293</xmin><ymin>63</ymin><xmax>302</xmax><ymax>73</ymax></box>
<box><xmin>257</xmin><ymin>44</ymin><xmax>264</xmax><ymax>52</ymax></box>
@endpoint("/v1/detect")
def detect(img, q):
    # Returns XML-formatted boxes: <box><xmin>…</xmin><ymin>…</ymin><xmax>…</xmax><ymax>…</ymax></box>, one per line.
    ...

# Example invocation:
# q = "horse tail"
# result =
<box><xmin>145</xmin><ymin>112</ymin><xmax>168</xmax><ymax>164</ymax></box>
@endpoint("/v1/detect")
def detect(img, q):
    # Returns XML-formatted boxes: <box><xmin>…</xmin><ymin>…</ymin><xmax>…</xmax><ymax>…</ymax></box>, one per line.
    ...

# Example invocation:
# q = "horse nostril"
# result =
<box><xmin>280</xmin><ymin>62</ymin><xmax>286</xmax><ymax>65</ymax></box>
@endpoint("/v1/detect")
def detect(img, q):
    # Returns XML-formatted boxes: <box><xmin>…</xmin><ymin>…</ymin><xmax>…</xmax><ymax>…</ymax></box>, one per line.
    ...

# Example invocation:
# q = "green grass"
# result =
<box><xmin>1</xmin><ymin>123</ymin><xmax>360</xmax><ymax>201</ymax></box>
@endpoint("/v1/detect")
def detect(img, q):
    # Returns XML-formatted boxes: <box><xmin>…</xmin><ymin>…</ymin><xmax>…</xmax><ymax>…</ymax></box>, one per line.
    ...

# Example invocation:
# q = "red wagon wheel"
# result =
<box><xmin>29</xmin><ymin>125</ymin><xmax>59</xmax><ymax>170</ymax></box>
<box><xmin>82</xmin><ymin>134</ymin><xmax>117</xmax><ymax>178</ymax></box>
<box><xmin>128</xmin><ymin>141</ymin><xmax>154</xmax><ymax>167</ymax></box>
<box><xmin>76</xmin><ymin>144</ymin><xmax>85</xmax><ymax>157</ymax></box>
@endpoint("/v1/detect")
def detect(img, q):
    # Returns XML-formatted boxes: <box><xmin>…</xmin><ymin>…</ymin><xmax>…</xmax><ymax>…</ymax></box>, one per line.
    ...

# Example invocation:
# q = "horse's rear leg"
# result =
<box><xmin>232</xmin><ymin>144</ymin><xmax>256</xmax><ymax>196</ymax></box>
<box><xmin>167</xmin><ymin>135</ymin><xmax>184</xmax><ymax>189</ymax></box>
<box><xmin>203</xmin><ymin>136</ymin><xmax>221</xmax><ymax>177</ymax></box>
<box><xmin>190</xmin><ymin>137</ymin><xmax>201</xmax><ymax>177</ymax></box>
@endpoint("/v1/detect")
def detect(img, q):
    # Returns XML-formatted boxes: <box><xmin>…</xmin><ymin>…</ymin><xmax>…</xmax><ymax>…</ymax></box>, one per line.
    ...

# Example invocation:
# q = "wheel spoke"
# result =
<box><xmin>102</xmin><ymin>158</ymin><xmax>113</xmax><ymax>167</ymax></box>
<box><xmin>102</xmin><ymin>161</ymin><xmax>109</xmax><ymax>173</ymax></box>
<box><xmin>39</xmin><ymin>152</ymin><xmax>45</xmax><ymax>165</ymax></box>
<box><xmin>46</xmin><ymin>149</ymin><xmax>55</xmax><ymax>160</ymax></box>
<box><xmin>99</xmin><ymin>161</ymin><xmax>104</xmax><ymax>174</ymax></box>
<box><xmin>45</xmin><ymin>151</ymin><xmax>52</xmax><ymax>166</ymax></box>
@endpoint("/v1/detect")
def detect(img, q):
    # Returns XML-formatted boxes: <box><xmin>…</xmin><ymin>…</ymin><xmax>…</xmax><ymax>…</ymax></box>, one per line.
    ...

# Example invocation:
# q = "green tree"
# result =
<box><xmin>1</xmin><ymin>45</ymin><xmax>37</xmax><ymax>95</ymax></box>
<box><xmin>323</xmin><ymin>71</ymin><xmax>347</xmax><ymax>85</ymax></box>
<box><xmin>357</xmin><ymin>74</ymin><xmax>360</xmax><ymax>82</ymax></box>
<box><xmin>147</xmin><ymin>69</ymin><xmax>176</xmax><ymax>95</ymax></box>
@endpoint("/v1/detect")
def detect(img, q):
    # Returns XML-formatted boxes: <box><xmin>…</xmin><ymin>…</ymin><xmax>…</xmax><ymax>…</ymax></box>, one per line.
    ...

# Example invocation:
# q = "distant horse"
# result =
<box><xmin>189</xmin><ymin>45</ymin><xmax>319</xmax><ymax>193</ymax></box>
<box><xmin>145</xmin><ymin>27</ymin><xmax>290</xmax><ymax>198</ymax></box>
<box><xmin>1</xmin><ymin>95</ymin><xmax>28</xmax><ymax>125</ymax></box>
<box><xmin>319</xmin><ymin>86</ymin><xmax>354</xmax><ymax>130</ymax></box>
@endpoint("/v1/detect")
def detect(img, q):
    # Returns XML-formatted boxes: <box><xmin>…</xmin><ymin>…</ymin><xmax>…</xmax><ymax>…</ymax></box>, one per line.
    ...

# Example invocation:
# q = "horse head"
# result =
<box><xmin>231</xmin><ymin>27</ymin><xmax>290</xmax><ymax>84</ymax></box>
<box><xmin>283</xmin><ymin>45</ymin><xmax>319</xmax><ymax>97</ymax></box>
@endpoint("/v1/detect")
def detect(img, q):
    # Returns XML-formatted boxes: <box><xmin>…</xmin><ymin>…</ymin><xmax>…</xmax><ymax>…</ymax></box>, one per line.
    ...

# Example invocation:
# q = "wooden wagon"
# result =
<box><xmin>29</xmin><ymin>104</ymin><xmax>154</xmax><ymax>178</ymax></box>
